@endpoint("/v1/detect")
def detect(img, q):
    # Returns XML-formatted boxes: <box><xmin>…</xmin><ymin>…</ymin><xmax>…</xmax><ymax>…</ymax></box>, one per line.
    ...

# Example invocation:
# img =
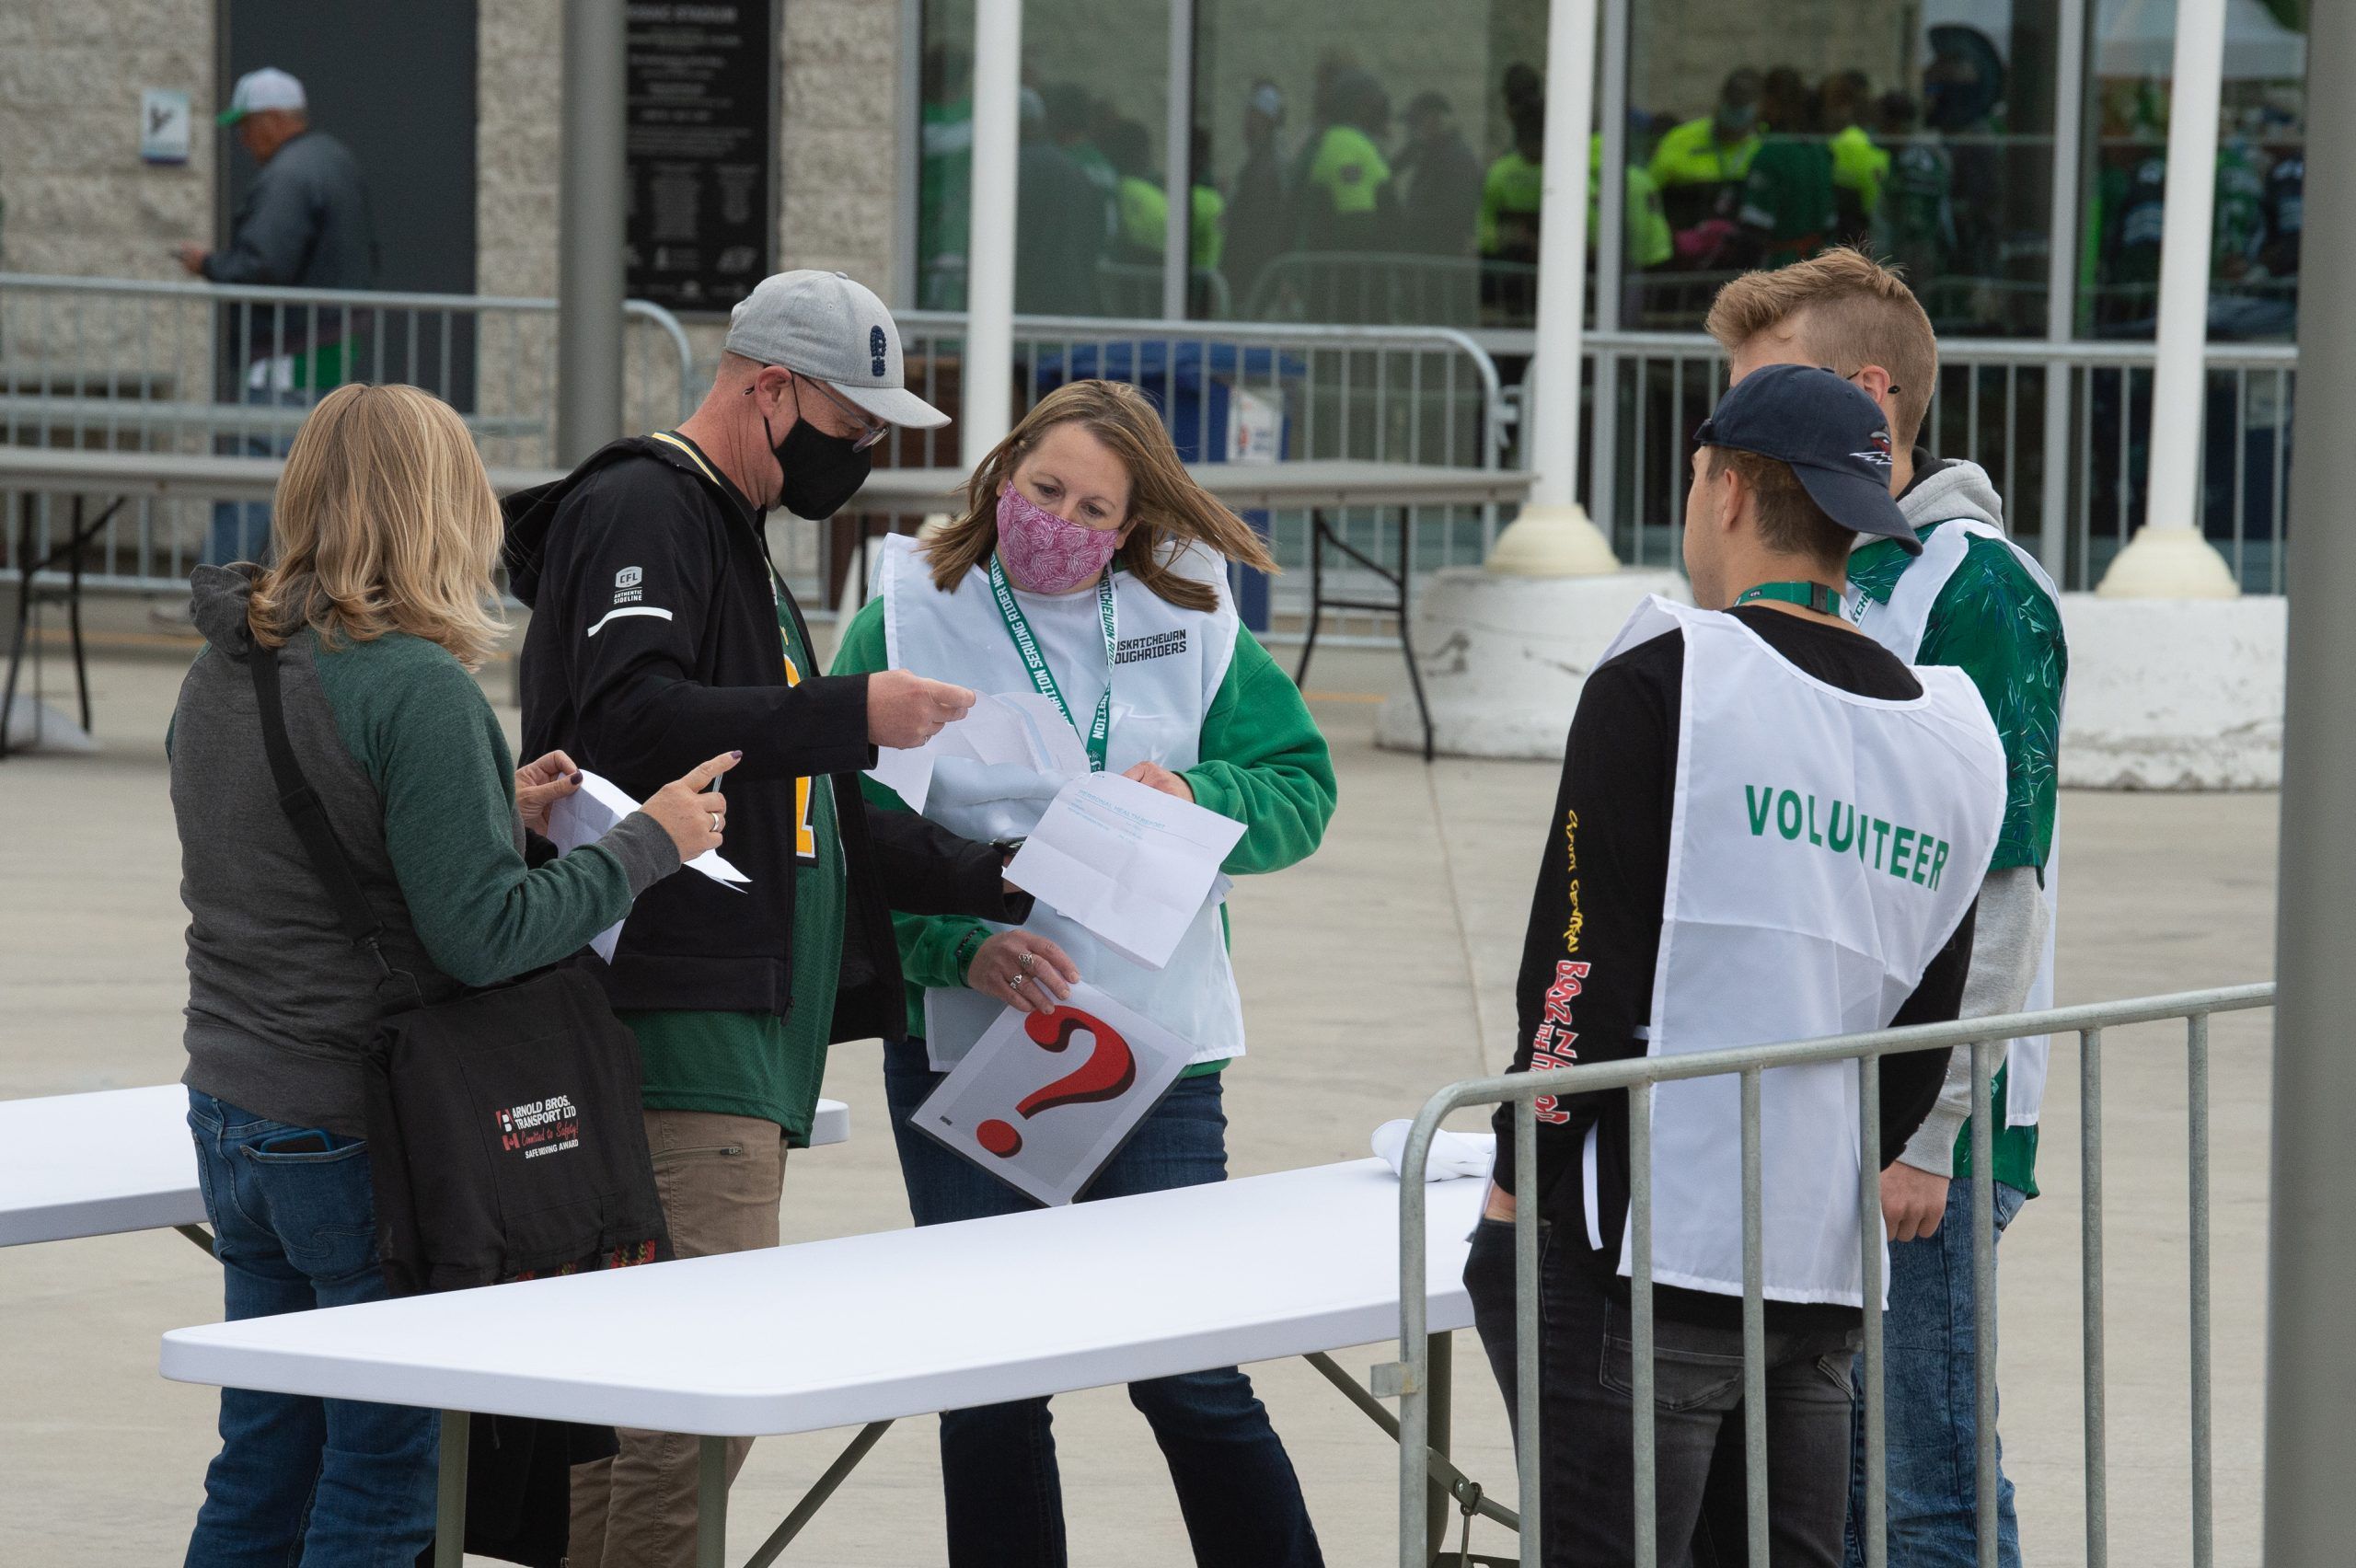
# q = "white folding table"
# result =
<box><xmin>162</xmin><ymin>1158</ymin><xmax>1504</xmax><ymax>1567</ymax></box>
<box><xmin>0</xmin><ymin>1085</ymin><xmax>850</xmax><ymax>1251</ymax></box>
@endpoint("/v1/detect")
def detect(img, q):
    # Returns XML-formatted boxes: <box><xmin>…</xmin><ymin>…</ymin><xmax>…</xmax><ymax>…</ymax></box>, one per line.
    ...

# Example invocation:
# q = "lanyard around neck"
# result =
<box><xmin>1732</xmin><ymin>581</ymin><xmax>1842</xmax><ymax>617</ymax></box>
<box><xmin>985</xmin><ymin>552</ymin><xmax>1115</xmax><ymax>773</ymax></box>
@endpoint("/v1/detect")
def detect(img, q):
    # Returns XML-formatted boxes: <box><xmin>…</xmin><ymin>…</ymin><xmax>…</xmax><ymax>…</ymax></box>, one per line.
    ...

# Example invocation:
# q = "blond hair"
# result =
<box><xmin>248</xmin><ymin>384</ymin><xmax>507</xmax><ymax>670</ymax></box>
<box><xmin>924</xmin><ymin>379</ymin><xmax>1277</xmax><ymax>613</ymax></box>
<box><xmin>1703</xmin><ymin>248</ymin><xmax>1939</xmax><ymax>449</ymax></box>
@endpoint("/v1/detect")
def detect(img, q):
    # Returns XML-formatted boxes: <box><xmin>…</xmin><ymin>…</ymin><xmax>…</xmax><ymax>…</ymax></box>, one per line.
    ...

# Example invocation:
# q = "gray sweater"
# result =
<box><xmin>170</xmin><ymin>568</ymin><xmax>678</xmax><ymax>1134</ymax></box>
<box><xmin>202</xmin><ymin>130</ymin><xmax>376</xmax><ymax>291</ymax></box>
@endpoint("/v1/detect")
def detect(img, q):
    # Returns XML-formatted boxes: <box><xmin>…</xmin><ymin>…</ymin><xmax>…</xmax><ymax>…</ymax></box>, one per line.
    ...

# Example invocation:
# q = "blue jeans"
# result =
<box><xmin>1845</xmin><ymin>1178</ymin><xmax>2029</xmax><ymax>1568</ymax></box>
<box><xmin>883</xmin><ymin>1038</ymin><xmax>1324</xmax><ymax>1568</ymax></box>
<box><xmin>183</xmin><ymin>1090</ymin><xmax>438</xmax><ymax>1568</ymax></box>
<box><xmin>207</xmin><ymin>385</ymin><xmax>311</xmax><ymax>566</ymax></box>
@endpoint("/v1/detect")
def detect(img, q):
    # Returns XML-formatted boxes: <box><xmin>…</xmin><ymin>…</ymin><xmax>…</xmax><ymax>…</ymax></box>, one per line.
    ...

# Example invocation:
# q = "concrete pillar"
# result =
<box><xmin>1483</xmin><ymin>0</ymin><xmax>1617</xmax><ymax>578</ymax></box>
<box><xmin>962</xmin><ymin>0</ymin><xmax>1023</xmax><ymax>465</ymax></box>
<box><xmin>2093</xmin><ymin>0</ymin><xmax>2238</xmax><ymax>598</ymax></box>
<box><xmin>2265</xmin><ymin>4</ymin><xmax>2356</xmax><ymax>1558</ymax></box>
<box><xmin>557</xmin><ymin>0</ymin><xmax>627</xmax><ymax>465</ymax></box>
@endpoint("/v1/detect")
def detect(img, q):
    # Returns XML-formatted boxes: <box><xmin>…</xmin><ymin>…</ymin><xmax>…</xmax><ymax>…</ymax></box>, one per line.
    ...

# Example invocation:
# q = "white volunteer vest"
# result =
<box><xmin>875</xmin><ymin>534</ymin><xmax>1246</xmax><ymax>1069</ymax></box>
<box><xmin>1602</xmin><ymin>598</ymin><xmax>2005</xmax><ymax>1307</ymax></box>
<box><xmin>1844</xmin><ymin>518</ymin><xmax>2062</xmax><ymax>1126</ymax></box>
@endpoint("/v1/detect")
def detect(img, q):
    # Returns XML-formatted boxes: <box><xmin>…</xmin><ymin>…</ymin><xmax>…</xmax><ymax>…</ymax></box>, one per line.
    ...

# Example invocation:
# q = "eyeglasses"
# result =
<box><xmin>796</xmin><ymin>375</ymin><xmax>893</xmax><ymax>451</ymax></box>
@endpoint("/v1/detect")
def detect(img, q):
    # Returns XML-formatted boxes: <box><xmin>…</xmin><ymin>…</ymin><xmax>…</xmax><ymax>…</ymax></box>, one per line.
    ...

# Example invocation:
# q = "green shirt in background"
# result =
<box><xmin>1849</xmin><ymin>518</ymin><xmax>2069</xmax><ymax>1197</ymax></box>
<box><xmin>623</xmin><ymin>583</ymin><xmax>847</xmax><ymax>1146</ymax></box>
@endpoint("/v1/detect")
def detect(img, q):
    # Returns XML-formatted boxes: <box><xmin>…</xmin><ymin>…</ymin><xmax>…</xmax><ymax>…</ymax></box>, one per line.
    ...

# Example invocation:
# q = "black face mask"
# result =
<box><xmin>759</xmin><ymin>381</ymin><xmax>874</xmax><ymax>520</ymax></box>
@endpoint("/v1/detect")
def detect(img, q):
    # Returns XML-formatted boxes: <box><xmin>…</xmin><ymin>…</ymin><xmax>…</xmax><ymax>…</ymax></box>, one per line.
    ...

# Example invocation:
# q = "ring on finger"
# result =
<box><xmin>710</xmin><ymin>812</ymin><xmax>722</xmax><ymax>834</ymax></box>
<box><xmin>1010</xmin><ymin>973</ymin><xmax>1028</xmax><ymax>989</ymax></box>
<box><xmin>1018</xmin><ymin>951</ymin><xmax>1037</xmax><ymax>972</ymax></box>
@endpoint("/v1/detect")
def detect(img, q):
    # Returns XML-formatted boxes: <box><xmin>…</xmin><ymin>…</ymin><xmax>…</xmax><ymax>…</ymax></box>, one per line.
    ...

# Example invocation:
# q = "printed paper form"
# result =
<box><xmin>866</xmin><ymin>690</ymin><xmax>1093</xmax><ymax>813</ymax></box>
<box><xmin>1003</xmin><ymin>771</ymin><xmax>1244</xmax><ymax>970</ymax></box>
<box><xmin>548</xmin><ymin>770</ymin><xmax>750</xmax><ymax>963</ymax></box>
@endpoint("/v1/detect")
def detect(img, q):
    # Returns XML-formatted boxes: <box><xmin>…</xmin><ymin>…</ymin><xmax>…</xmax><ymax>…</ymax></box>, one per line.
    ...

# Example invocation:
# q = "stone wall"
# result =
<box><xmin>2</xmin><ymin>0</ymin><xmax>907</xmax><ymax>319</ymax></box>
<box><xmin>0</xmin><ymin>0</ymin><xmax>217</xmax><ymax>282</ymax></box>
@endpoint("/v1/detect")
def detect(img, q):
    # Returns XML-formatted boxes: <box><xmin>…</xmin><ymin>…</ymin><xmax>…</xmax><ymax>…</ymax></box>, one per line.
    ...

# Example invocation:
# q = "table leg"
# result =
<box><xmin>66</xmin><ymin>497</ymin><xmax>89</xmax><ymax>734</ymax></box>
<box><xmin>696</xmin><ymin>1434</ymin><xmax>729</xmax><ymax>1568</ymax></box>
<box><xmin>172</xmin><ymin>1223</ymin><xmax>216</xmax><ymax>1256</ymax></box>
<box><xmin>1294</xmin><ymin>508</ymin><xmax>1328</xmax><ymax>686</ymax></box>
<box><xmin>1427</xmin><ymin>1330</ymin><xmax>1454</xmax><ymax>1562</ymax></box>
<box><xmin>434</xmin><ymin>1409</ymin><xmax>469</xmax><ymax>1568</ymax></box>
<box><xmin>1394</xmin><ymin>503</ymin><xmax>1434</xmax><ymax>763</ymax></box>
<box><xmin>2</xmin><ymin>497</ymin><xmax>34</xmax><ymax>761</ymax></box>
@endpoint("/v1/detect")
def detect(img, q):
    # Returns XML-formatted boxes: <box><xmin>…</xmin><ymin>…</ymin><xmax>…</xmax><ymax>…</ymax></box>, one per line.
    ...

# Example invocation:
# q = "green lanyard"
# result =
<box><xmin>1733</xmin><ymin>581</ymin><xmax>1842</xmax><ymax>616</ymax></box>
<box><xmin>986</xmin><ymin>552</ymin><xmax>1115</xmax><ymax>773</ymax></box>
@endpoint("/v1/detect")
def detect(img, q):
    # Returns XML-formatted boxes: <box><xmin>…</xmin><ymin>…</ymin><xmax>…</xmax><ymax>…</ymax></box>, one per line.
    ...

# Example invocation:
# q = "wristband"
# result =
<box><xmin>953</xmin><ymin>927</ymin><xmax>987</xmax><ymax>977</ymax></box>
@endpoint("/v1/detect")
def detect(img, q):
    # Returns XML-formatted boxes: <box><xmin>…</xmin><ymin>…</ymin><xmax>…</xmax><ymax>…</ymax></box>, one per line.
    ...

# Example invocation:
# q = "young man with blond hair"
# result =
<box><xmin>1707</xmin><ymin>248</ymin><xmax>2068</xmax><ymax>1568</ymax></box>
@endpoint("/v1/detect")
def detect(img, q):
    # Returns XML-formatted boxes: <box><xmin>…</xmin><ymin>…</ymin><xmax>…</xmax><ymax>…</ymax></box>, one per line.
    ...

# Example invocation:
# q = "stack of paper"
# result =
<box><xmin>547</xmin><ymin>771</ymin><xmax>750</xmax><ymax>962</ymax></box>
<box><xmin>1003</xmin><ymin>771</ymin><xmax>1244</xmax><ymax>969</ymax></box>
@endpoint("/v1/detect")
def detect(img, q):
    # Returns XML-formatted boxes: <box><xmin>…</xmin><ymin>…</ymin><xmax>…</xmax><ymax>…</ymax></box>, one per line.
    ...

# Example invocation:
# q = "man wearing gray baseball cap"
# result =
<box><xmin>504</xmin><ymin>271</ymin><xmax>1029</xmax><ymax>1568</ymax></box>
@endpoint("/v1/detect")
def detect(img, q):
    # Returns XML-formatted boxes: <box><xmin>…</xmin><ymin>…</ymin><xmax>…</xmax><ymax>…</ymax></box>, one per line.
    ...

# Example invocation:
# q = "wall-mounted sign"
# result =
<box><xmin>141</xmin><ymin>89</ymin><xmax>192</xmax><ymax>165</ymax></box>
<box><xmin>625</xmin><ymin>0</ymin><xmax>779</xmax><ymax>315</ymax></box>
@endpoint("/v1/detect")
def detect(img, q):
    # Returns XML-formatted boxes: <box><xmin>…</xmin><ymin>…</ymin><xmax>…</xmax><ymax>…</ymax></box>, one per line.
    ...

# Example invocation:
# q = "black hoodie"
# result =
<box><xmin>503</xmin><ymin>435</ymin><xmax>1025</xmax><ymax>1042</ymax></box>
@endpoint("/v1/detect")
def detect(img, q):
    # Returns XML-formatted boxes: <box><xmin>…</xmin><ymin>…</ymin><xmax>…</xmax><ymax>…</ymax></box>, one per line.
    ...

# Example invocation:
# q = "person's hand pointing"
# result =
<box><xmin>641</xmin><ymin>751</ymin><xmax>743</xmax><ymax>861</ymax></box>
<box><xmin>868</xmin><ymin>670</ymin><xmax>976</xmax><ymax>749</ymax></box>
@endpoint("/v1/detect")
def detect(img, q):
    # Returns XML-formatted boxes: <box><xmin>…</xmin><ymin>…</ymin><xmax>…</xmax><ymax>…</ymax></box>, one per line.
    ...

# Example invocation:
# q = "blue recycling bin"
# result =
<box><xmin>1028</xmin><ymin>340</ymin><xmax>1299</xmax><ymax>631</ymax></box>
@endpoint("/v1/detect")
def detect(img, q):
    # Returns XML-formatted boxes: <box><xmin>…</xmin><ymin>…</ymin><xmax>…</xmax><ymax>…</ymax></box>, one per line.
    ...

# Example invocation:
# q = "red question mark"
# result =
<box><xmin>976</xmin><ymin>1007</ymin><xmax>1137</xmax><ymax>1158</ymax></box>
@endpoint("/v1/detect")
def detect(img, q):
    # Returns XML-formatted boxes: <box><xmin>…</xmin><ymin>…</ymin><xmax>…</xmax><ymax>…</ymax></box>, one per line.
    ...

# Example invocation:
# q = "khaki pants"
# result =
<box><xmin>569</xmin><ymin>1110</ymin><xmax>786</xmax><ymax>1568</ymax></box>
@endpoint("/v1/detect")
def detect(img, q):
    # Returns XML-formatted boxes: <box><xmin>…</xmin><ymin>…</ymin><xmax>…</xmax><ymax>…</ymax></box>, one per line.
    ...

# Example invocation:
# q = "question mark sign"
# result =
<box><xmin>976</xmin><ymin>1007</ymin><xmax>1137</xmax><ymax>1158</ymax></box>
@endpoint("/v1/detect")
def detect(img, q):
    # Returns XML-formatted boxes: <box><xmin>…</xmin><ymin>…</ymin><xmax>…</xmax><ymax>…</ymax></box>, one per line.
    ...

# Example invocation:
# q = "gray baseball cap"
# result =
<box><xmin>724</xmin><ymin>271</ymin><xmax>950</xmax><ymax>430</ymax></box>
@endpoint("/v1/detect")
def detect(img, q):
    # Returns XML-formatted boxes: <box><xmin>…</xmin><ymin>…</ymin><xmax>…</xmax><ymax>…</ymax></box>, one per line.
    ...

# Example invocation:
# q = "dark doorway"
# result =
<box><xmin>217</xmin><ymin>0</ymin><xmax>480</xmax><ymax>406</ymax></box>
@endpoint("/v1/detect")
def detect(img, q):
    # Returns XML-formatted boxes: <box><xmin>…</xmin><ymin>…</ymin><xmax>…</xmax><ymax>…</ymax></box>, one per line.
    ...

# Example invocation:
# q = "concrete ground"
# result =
<box><xmin>1</xmin><ymin>633</ymin><xmax>2276</xmax><ymax>1566</ymax></box>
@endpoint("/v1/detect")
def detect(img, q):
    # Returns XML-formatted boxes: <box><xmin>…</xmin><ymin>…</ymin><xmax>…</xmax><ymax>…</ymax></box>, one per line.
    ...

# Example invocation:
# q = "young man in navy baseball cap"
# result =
<box><xmin>1467</xmin><ymin>361</ymin><xmax>2005</xmax><ymax>1565</ymax></box>
<box><xmin>1681</xmin><ymin>361</ymin><xmax>1921</xmax><ymax>617</ymax></box>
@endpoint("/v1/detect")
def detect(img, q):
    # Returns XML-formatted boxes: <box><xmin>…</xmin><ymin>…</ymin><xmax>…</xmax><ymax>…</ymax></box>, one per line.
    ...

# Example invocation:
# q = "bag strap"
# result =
<box><xmin>245</xmin><ymin>640</ymin><xmax>419</xmax><ymax>1004</ymax></box>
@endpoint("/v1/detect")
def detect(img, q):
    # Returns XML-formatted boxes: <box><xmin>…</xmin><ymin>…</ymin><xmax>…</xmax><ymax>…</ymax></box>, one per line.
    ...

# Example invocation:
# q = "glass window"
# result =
<box><xmin>1189</xmin><ymin>0</ymin><xmax>1554</xmax><ymax>328</ymax></box>
<box><xmin>2078</xmin><ymin>0</ymin><xmax>2306</xmax><ymax>340</ymax></box>
<box><xmin>915</xmin><ymin>0</ymin><xmax>1170</xmax><ymax>317</ymax></box>
<box><xmin>2075</xmin><ymin>0</ymin><xmax>2306</xmax><ymax>595</ymax></box>
<box><xmin>1624</xmin><ymin>1</ymin><xmax>2062</xmax><ymax>337</ymax></box>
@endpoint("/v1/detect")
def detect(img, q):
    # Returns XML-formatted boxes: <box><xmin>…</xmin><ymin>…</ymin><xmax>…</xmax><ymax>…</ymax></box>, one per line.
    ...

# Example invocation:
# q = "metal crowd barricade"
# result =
<box><xmin>869</xmin><ymin>310</ymin><xmax>1505</xmax><ymax>644</ymax></box>
<box><xmin>1387</xmin><ymin>981</ymin><xmax>2274</xmax><ymax>1568</ymax></box>
<box><xmin>1575</xmin><ymin>331</ymin><xmax>2297</xmax><ymax>596</ymax></box>
<box><xmin>0</xmin><ymin>272</ymin><xmax>696</xmax><ymax>594</ymax></box>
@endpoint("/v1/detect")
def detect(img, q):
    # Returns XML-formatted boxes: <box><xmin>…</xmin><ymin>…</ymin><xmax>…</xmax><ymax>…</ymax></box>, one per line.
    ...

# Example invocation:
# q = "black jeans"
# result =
<box><xmin>884</xmin><ymin>1038</ymin><xmax>1323</xmax><ymax>1568</ymax></box>
<box><xmin>1464</xmin><ymin>1217</ymin><xmax>1860</xmax><ymax>1568</ymax></box>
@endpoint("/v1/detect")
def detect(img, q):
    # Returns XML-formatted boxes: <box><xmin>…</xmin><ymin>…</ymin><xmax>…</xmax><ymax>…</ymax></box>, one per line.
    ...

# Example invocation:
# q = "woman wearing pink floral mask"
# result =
<box><xmin>832</xmin><ymin>377</ymin><xmax>1336</xmax><ymax>1567</ymax></box>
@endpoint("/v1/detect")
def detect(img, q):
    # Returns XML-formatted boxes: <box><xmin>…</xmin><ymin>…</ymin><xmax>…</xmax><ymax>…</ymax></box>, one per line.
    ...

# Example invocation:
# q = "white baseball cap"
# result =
<box><xmin>724</xmin><ymin>270</ymin><xmax>950</xmax><ymax>430</ymax></box>
<box><xmin>219</xmin><ymin>67</ymin><xmax>306</xmax><ymax>126</ymax></box>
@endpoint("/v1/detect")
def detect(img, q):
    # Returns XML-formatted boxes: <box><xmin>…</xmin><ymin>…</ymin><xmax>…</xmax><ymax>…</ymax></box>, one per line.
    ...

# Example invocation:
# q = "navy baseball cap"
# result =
<box><xmin>1695</xmin><ymin>363</ymin><xmax>1919</xmax><ymax>554</ymax></box>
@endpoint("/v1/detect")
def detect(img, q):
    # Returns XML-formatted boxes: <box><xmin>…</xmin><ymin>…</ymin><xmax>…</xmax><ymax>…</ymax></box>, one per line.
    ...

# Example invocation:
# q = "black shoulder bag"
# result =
<box><xmin>244</xmin><ymin>642</ymin><xmax>669</xmax><ymax>1297</ymax></box>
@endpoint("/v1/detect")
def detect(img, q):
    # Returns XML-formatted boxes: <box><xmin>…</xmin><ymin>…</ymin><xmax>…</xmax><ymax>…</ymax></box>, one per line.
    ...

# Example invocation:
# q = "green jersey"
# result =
<box><xmin>623</xmin><ymin>586</ymin><xmax>846</xmax><ymax>1145</ymax></box>
<box><xmin>1850</xmin><ymin>513</ymin><xmax>2067</xmax><ymax>1193</ymax></box>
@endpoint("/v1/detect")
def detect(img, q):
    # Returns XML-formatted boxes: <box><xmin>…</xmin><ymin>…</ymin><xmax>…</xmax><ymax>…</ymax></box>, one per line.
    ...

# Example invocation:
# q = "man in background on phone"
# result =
<box><xmin>171</xmin><ymin>67</ymin><xmax>376</xmax><ymax>582</ymax></box>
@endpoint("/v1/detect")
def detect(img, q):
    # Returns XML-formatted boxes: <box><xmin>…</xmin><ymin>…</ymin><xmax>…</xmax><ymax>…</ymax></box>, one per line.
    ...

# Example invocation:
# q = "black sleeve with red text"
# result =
<box><xmin>1876</xmin><ymin>898</ymin><xmax>1980</xmax><ymax>1164</ymax></box>
<box><xmin>552</xmin><ymin>463</ymin><xmax>872</xmax><ymax>791</ymax></box>
<box><xmin>1488</xmin><ymin>630</ymin><xmax>1678</xmax><ymax>1213</ymax></box>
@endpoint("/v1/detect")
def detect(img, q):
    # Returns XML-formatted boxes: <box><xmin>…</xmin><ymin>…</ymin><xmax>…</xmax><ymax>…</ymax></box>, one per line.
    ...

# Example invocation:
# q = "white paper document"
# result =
<box><xmin>1003</xmin><ymin>771</ymin><xmax>1244</xmax><ymax>970</ymax></box>
<box><xmin>547</xmin><ymin>770</ymin><xmax>750</xmax><ymax>963</ymax></box>
<box><xmin>865</xmin><ymin>690</ymin><xmax>1094</xmax><ymax>813</ymax></box>
<box><xmin>907</xmin><ymin>982</ymin><xmax>1195</xmax><ymax>1205</ymax></box>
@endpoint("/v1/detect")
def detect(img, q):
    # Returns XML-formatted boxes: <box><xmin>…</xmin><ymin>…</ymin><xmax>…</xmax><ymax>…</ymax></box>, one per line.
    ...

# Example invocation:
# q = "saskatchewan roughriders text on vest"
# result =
<box><xmin>1744</xmin><ymin>785</ymin><xmax>1955</xmax><ymax>889</ymax></box>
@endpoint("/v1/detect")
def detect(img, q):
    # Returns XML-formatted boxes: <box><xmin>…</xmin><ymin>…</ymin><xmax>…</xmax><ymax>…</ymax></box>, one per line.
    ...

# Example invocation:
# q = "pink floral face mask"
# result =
<box><xmin>995</xmin><ymin>483</ymin><xmax>1122</xmax><ymax>594</ymax></box>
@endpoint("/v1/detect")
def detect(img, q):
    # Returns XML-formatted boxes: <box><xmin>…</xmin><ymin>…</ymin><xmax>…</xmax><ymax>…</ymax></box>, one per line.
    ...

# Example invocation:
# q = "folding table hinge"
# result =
<box><xmin>1369</xmin><ymin>1360</ymin><xmax>1419</xmax><ymax>1399</ymax></box>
